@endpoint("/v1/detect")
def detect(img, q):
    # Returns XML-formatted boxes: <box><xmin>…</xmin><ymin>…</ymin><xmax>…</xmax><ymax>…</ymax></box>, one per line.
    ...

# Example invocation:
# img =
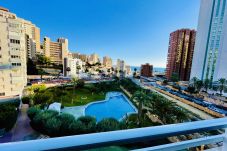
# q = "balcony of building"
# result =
<box><xmin>0</xmin><ymin>117</ymin><xmax>226</xmax><ymax>151</ymax></box>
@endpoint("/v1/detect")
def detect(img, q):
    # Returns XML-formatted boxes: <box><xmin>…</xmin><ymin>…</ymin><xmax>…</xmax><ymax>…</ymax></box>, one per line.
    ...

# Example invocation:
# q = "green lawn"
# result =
<box><xmin>48</xmin><ymin>87</ymin><xmax>105</xmax><ymax>107</ymax></box>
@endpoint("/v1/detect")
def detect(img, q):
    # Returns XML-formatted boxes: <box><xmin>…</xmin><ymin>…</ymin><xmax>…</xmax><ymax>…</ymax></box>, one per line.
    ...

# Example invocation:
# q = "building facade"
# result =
<box><xmin>116</xmin><ymin>59</ymin><xmax>126</xmax><ymax>77</ymax></box>
<box><xmin>79</xmin><ymin>54</ymin><xmax>88</xmax><ymax>62</ymax></box>
<box><xmin>166</xmin><ymin>29</ymin><xmax>196</xmax><ymax>81</ymax></box>
<box><xmin>191</xmin><ymin>0</ymin><xmax>227</xmax><ymax>82</ymax></box>
<box><xmin>141</xmin><ymin>63</ymin><xmax>153</xmax><ymax>77</ymax></box>
<box><xmin>19</xmin><ymin>19</ymin><xmax>40</xmax><ymax>59</ymax></box>
<box><xmin>63</xmin><ymin>57</ymin><xmax>83</xmax><ymax>77</ymax></box>
<box><xmin>0</xmin><ymin>7</ymin><xmax>27</xmax><ymax>97</ymax></box>
<box><xmin>88</xmin><ymin>53</ymin><xmax>99</xmax><ymax>64</ymax></box>
<box><xmin>103</xmin><ymin>56</ymin><xmax>112</xmax><ymax>68</ymax></box>
<box><xmin>43</xmin><ymin>37</ymin><xmax>69</xmax><ymax>65</ymax></box>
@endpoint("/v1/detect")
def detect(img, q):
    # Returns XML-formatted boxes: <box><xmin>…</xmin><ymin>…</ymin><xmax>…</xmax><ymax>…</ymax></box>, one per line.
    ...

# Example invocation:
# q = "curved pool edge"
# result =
<box><xmin>83</xmin><ymin>92</ymin><xmax>138</xmax><ymax>121</ymax></box>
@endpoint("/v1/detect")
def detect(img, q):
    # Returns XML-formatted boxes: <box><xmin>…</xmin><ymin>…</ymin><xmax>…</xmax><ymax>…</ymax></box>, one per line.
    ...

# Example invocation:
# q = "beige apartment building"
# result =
<box><xmin>0</xmin><ymin>7</ymin><xmax>27</xmax><ymax>97</ymax></box>
<box><xmin>88</xmin><ymin>53</ymin><xmax>99</xmax><ymax>64</ymax></box>
<box><xmin>79</xmin><ymin>54</ymin><xmax>88</xmax><ymax>62</ymax></box>
<box><xmin>21</xmin><ymin>19</ymin><xmax>40</xmax><ymax>59</ymax></box>
<box><xmin>103</xmin><ymin>56</ymin><xmax>112</xmax><ymax>68</ymax></box>
<box><xmin>43</xmin><ymin>37</ymin><xmax>69</xmax><ymax>65</ymax></box>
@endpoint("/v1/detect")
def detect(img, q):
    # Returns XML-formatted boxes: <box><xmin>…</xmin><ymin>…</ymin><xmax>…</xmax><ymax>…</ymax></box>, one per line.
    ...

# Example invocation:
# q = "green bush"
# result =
<box><xmin>27</xmin><ymin>107</ymin><xmax>41</xmax><ymax>120</ymax></box>
<box><xmin>33</xmin><ymin>92</ymin><xmax>52</xmax><ymax>105</ymax></box>
<box><xmin>45</xmin><ymin>116</ymin><xmax>62</xmax><ymax>137</ymax></box>
<box><xmin>58</xmin><ymin>113</ymin><xmax>76</xmax><ymax>136</ymax></box>
<box><xmin>32</xmin><ymin>110</ymin><xmax>58</xmax><ymax>133</ymax></box>
<box><xmin>68</xmin><ymin>120</ymin><xmax>84</xmax><ymax>135</ymax></box>
<box><xmin>22</xmin><ymin>96</ymin><xmax>31</xmax><ymax>104</ymax></box>
<box><xmin>77</xmin><ymin>116</ymin><xmax>96</xmax><ymax>133</ymax></box>
<box><xmin>0</xmin><ymin>103</ymin><xmax>18</xmax><ymax>131</ymax></box>
<box><xmin>77</xmin><ymin>79</ymin><xmax>85</xmax><ymax>88</ymax></box>
<box><xmin>96</xmin><ymin>118</ymin><xmax>121</xmax><ymax>132</ymax></box>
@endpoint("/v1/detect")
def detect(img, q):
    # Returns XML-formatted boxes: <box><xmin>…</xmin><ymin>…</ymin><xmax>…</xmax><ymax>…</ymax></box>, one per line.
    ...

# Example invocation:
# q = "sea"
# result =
<box><xmin>130</xmin><ymin>66</ymin><xmax>166</xmax><ymax>73</ymax></box>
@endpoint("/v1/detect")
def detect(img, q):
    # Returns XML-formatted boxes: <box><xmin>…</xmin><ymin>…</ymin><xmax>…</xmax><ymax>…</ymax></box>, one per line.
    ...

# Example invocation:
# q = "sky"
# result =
<box><xmin>0</xmin><ymin>0</ymin><xmax>200</xmax><ymax>67</ymax></box>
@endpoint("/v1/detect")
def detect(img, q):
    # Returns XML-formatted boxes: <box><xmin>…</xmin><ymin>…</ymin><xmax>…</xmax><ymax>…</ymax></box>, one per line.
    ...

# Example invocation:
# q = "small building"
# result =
<box><xmin>141</xmin><ymin>63</ymin><xmax>153</xmax><ymax>77</ymax></box>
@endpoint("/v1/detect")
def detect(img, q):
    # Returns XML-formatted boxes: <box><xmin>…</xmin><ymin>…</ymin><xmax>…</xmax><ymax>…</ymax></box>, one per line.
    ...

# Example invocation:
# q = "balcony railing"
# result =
<box><xmin>0</xmin><ymin>118</ymin><xmax>227</xmax><ymax>151</ymax></box>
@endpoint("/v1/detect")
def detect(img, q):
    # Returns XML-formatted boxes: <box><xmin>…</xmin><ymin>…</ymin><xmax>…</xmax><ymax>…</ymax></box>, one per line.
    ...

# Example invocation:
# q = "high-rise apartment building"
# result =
<box><xmin>43</xmin><ymin>37</ymin><xmax>69</xmax><ymax>65</ymax></box>
<box><xmin>20</xmin><ymin>19</ymin><xmax>40</xmax><ymax>57</ymax></box>
<box><xmin>79</xmin><ymin>54</ymin><xmax>88</xmax><ymax>62</ymax></box>
<box><xmin>88</xmin><ymin>53</ymin><xmax>99</xmax><ymax>64</ymax></box>
<box><xmin>141</xmin><ymin>63</ymin><xmax>153</xmax><ymax>77</ymax></box>
<box><xmin>191</xmin><ymin>0</ymin><xmax>227</xmax><ymax>82</ymax></box>
<box><xmin>116</xmin><ymin>59</ymin><xmax>127</xmax><ymax>77</ymax></box>
<box><xmin>166</xmin><ymin>29</ymin><xmax>196</xmax><ymax>81</ymax></box>
<box><xmin>103</xmin><ymin>56</ymin><xmax>112</xmax><ymax>68</ymax></box>
<box><xmin>0</xmin><ymin>7</ymin><xmax>27</xmax><ymax>97</ymax></box>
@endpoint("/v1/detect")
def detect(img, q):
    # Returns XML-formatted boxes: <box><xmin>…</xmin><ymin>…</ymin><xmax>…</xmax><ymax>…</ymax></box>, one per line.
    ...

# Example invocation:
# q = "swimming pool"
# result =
<box><xmin>85</xmin><ymin>92</ymin><xmax>137</xmax><ymax>121</ymax></box>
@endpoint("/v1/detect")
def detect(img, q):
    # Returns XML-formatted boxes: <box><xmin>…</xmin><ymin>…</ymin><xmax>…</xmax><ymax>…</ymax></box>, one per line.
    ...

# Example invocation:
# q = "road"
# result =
<box><xmin>132</xmin><ymin>78</ymin><xmax>214</xmax><ymax>120</ymax></box>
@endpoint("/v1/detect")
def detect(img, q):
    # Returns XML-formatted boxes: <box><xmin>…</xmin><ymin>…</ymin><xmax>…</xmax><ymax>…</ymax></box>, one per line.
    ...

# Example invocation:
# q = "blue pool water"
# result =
<box><xmin>85</xmin><ymin>94</ymin><xmax>137</xmax><ymax>122</ymax></box>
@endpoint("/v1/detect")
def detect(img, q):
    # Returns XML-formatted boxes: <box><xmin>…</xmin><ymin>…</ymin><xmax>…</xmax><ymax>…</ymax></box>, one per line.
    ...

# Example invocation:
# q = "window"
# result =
<box><xmin>10</xmin><ymin>39</ymin><xmax>20</xmax><ymax>44</ymax></box>
<box><xmin>0</xmin><ymin>92</ymin><xmax>5</xmax><ymax>96</ymax></box>
<box><xmin>11</xmin><ymin>55</ymin><xmax>20</xmax><ymax>59</ymax></box>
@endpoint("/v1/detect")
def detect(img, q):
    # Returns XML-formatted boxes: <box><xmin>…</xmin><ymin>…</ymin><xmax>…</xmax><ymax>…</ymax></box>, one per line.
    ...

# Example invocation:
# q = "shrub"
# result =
<box><xmin>96</xmin><ymin>118</ymin><xmax>121</xmax><ymax>132</ymax></box>
<box><xmin>22</xmin><ymin>96</ymin><xmax>30</xmax><ymax>104</ymax></box>
<box><xmin>0</xmin><ymin>103</ymin><xmax>18</xmax><ymax>131</ymax></box>
<box><xmin>32</xmin><ymin>110</ymin><xmax>58</xmax><ymax>133</ymax></box>
<box><xmin>45</xmin><ymin>116</ymin><xmax>62</xmax><ymax>137</ymax></box>
<box><xmin>33</xmin><ymin>92</ymin><xmax>52</xmax><ymax>105</ymax></box>
<box><xmin>58</xmin><ymin>113</ymin><xmax>76</xmax><ymax>136</ymax></box>
<box><xmin>27</xmin><ymin>107</ymin><xmax>41</xmax><ymax>120</ymax></box>
<box><xmin>68</xmin><ymin>120</ymin><xmax>84</xmax><ymax>135</ymax></box>
<box><xmin>77</xmin><ymin>116</ymin><xmax>96</xmax><ymax>133</ymax></box>
<box><xmin>77</xmin><ymin>79</ymin><xmax>85</xmax><ymax>88</ymax></box>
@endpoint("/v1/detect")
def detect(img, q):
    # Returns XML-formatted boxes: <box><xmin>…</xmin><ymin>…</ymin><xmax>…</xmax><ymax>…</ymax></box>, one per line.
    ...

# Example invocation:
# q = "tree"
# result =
<box><xmin>132</xmin><ymin>90</ymin><xmax>150</xmax><ymax>126</ymax></box>
<box><xmin>77</xmin><ymin>79</ymin><xmax>85</xmax><ymax>88</ymax></box>
<box><xmin>187</xmin><ymin>86</ymin><xmax>196</xmax><ymax>94</ymax></box>
<box><xmin>27</xmin><ymin>58</ymin><xmax>38</xmax><ymax>75</ymax></box>
<box><xmin>171</xmin><ymin>72</ymin><xmax>179</xmax><ymax>82</ymax></box>
<box><xmin>71</xmin><ymin>77</ymin><xmax>78</xmax><ymax>96</ymax></box>
<box><xmin>0</xmin><ymin>103</ymin><xmax>18</xmax><ymax>131</ymax></box>
<box><xmin>218</xmin><ymin>78</ymin><xmax>226</xmax><ymax>95</ymax></box>
<box><xmin>191</xmin><ymin>77</ymin><xmax>199</xmax><ymax>87</ymax></box>
<box><xmin>22</xmin><ymin>96</ymin><xmax>31</xmax><ymax>104</ymax></box>
<box><xmin>33</xmin><ymin>92</ymin><xmax>52</xmax><ymax>105</ymax></box>
<box><xmin>38</xmin><ymin>69</ymin><xmax>46</xmax><ymax>82</ymax></box>
<box><xmin>195</xmin><ymin>80</ymin><xmax>203</xmax><ymax>93</ymax></box>
<box><xmin>203</xmin><ymin>79</ymin><xmax>210</xmax><ymax>92</ymax></box>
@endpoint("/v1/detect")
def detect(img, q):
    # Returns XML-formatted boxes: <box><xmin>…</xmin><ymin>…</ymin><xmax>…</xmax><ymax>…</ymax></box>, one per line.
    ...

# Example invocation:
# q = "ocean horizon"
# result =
<box><xmin>130</xmin><ymin>66</ymin><xmax>166</xmax><ymax>73</ymax></box>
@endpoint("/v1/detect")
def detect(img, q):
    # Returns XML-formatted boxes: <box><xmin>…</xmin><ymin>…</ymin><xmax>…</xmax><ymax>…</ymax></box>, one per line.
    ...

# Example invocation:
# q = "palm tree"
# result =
<box><xmin>218</xmin><ymin>78</ymin><xmax>226</xmax><ymax>95</ymax></box>
<box><xmin>132</xmin><ymin>90</ymin><xmax>150</xmax><ymax>126</ymax></box>
<box><xmin>195</xmin><ymin>80</ymin><xmax>203</xmax><ymax>93</ymax></box>
<box><xmin>203</xmin><ymin>79</ymin><xmax>210</xmax><ymax>92</ymax></box>
<box><xmin>190</xmin><ymin>77</ymin><xmax>198</xmax><ymax>87</ymax></box>
<box><xmin>71</xmin><ymin>77</ymin><xmax>78</xmax><ymax>96</ymax></box>
<box><xmin>38</xmin><ymin>69</ymin><xmax>45</xmax><ymax>82</ymax></box>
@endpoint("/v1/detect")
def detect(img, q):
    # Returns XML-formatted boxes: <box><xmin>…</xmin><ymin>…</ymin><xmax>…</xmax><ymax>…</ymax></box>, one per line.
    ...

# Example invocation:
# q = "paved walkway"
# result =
<box><xmin>0</xmin><ymin>104</ymin><xmax>40</xmax><ymax>143</ymax></box>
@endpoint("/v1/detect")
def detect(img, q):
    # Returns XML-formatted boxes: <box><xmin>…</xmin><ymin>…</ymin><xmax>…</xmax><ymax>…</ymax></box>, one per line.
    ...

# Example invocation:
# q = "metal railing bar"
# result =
<box><xmin>132</xmin><ymin>134</ymin><xmax>224</xmax><ymax>151</ymax></box>
<box><xmin>0</xmin><ymin>118</ymin><xmax>227</xmax><ymax>151</ymax></box>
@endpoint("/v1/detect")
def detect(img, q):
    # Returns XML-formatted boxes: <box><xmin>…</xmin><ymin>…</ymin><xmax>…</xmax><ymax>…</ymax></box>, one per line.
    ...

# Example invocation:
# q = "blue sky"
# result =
<box><xmin>1</xmin><ymin>0</ymin><xmax>200</xmax><ymax>67</ymax></box>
